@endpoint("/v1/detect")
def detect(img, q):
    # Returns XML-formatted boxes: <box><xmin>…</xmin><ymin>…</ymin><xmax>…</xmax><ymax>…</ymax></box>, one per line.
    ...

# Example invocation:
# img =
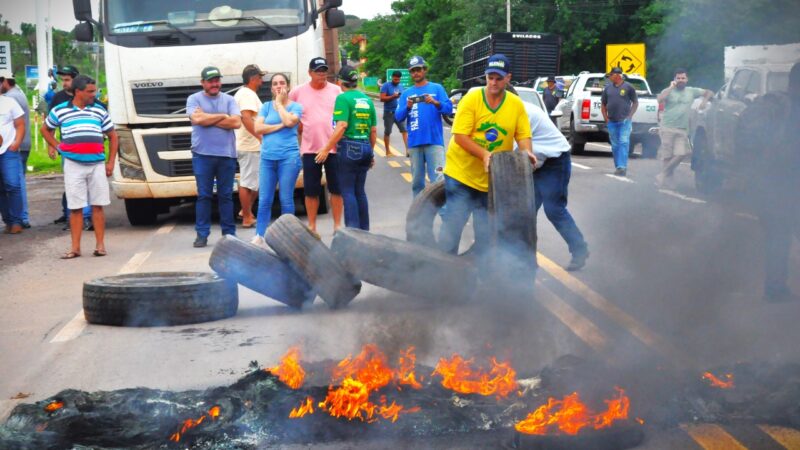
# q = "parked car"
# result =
<box><xmin>552</xmin><ymin>71</ymin><xmax>660</xmax><ymax>157</ymax></box>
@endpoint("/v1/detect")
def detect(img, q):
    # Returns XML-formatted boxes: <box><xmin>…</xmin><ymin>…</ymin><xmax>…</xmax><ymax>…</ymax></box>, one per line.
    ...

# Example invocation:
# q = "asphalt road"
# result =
<box><xmin>1</xmin><ymin>112</ymin><xmax>799</xmax><ymax>449</ymax></box>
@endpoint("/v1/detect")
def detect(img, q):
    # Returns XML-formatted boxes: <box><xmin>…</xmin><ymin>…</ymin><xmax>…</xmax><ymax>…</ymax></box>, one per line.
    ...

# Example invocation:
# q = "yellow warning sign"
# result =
<box><xmin>606</xmin><ymin>43</ymin><xmax>646</xmax><ymax>77</ymax></box>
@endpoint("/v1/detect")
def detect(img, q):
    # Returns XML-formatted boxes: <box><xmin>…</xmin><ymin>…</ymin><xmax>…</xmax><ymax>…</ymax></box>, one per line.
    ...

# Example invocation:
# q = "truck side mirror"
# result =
<box><xmin>74</xmin><ymin>22</ymin><xmax>94</xmax><ymax>42</ymax></box>
<box><xmin>325</xmin><ymin>9</ymin><xmax>345</xmax><ymax>28</ymax></box>
<box><xmin>73</xmin><ymin>0</ymin><xmax>93</xmax><ymax>22</ymax></box>
<box><xmin>550</xmin><ymin>110</ymin><xmax>564</xmax><ymax>118</ymax></box>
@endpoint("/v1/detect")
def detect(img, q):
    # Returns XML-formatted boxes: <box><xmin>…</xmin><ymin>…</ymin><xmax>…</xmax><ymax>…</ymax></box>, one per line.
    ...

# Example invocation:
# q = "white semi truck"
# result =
<box><xmin>71</xmin><ymin>0</ymin><xmax>345</xmax><ymax>225</ymax></box>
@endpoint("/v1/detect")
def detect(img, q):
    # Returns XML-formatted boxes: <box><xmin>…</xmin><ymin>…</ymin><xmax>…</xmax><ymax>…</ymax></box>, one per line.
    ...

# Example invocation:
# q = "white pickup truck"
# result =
<box><xmin>552</xmin><ymin>72</ymin><xmax>660</xmax><ymax>157</ymax></box>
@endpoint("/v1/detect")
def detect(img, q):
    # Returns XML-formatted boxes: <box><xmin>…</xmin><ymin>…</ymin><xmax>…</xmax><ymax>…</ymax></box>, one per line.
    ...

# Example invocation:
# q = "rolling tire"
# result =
<box><xmin>569</xmin><ymin>118</ymin><xmax>586</xmax><ymax>154</ymax></box>
<box><xmin>488</xmin><ymin>151</ymin><xmax>538</xmax><ymax>271</ymax></box>
<box><xmin>209</xmin><ymin>235</ymin><xmax>314</xmax><ymax>309</ymax></box>
<box><xmin>124</xmin><ymin>199</ymin><xmax>158</xmax><ymax>226</ymax></box>
<box><xmin>331</xmin><ymin>227</ymin><xmax>478</xmax><ymax>303</ymax></box>
<box><xmin>405</xmin><ymin>180</ymin><xmax>445</xmax><ymax>247</ymax></box>
<box><xmin>83</xmin><ymin>272</ymin><xmax>238</xmax><ymax>327</ymax></box>
<box><xmin>265</xmin><ymin>214</ymin><xmax>361</xmax><ymax>309</ymax></box>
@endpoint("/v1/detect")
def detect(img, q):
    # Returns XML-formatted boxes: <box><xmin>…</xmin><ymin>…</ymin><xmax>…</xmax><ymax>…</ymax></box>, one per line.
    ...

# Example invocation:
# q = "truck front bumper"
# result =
<box><xmin>111</xmin><ymin>180</ymin><xmax>198</xmax><ymax>199</ymax></box>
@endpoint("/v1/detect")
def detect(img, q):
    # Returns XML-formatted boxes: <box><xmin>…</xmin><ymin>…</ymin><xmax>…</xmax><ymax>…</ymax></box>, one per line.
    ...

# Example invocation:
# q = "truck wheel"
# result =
<box><xmin>331</xmin><ymin>227</ymin><xmax>478</xmax><ymax>303</ymax></box>
<box><xmin>693</xmin><ymin>133</ymin><xmax>722</xmax><ymax>194</ymax></box>
<box><xmin>569</xmin><ymin>118</ymin><xmax>586</xmax><ymax>154</ymax></box>
<box><xmin>124</xmin><ymin>199</ymin><xmax>158</xmax><ymax>226</ymax></box>
<box><xmin>642</xmin><ymin>135</ymin><xmax>660</xmax><ymax>159</ymax></box>
<box><xmin>265</xmin><ymin>214</ymin><xmax>361</xmax><ymax>309</ymax></box>
<box><xmin>83</xmin><ymin>272</ymin><xmax>238</xmax><ymax>326</ymax></box>
<box><xmin>209</xmin><ymin>235</ymin><xmax>314</xmax><ymax>309</ymax></box>
<box><xmin>488</xmin><ymin>151</ymin><xmax>537</xmax><ymax>270</ymax></box>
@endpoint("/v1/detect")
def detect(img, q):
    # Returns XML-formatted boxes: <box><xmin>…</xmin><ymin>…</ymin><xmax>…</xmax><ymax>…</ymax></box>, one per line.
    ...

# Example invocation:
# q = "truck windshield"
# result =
<box><xmin>584</xmin><ymin>77</ymin><xmax>649</xmax><ymax>93</ymax></box>
<box><xmin>106</xmin><ymin>0</ymin><xmax>306</xmax><ymax>34</ymax></box>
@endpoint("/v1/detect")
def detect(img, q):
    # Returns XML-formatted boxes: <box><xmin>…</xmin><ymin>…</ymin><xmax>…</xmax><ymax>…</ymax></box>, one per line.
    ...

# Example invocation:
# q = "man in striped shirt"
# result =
<box><xmin>41</xmin><ymin>75</ymin><xmax>119</xmax><ymax>259</ymax></box>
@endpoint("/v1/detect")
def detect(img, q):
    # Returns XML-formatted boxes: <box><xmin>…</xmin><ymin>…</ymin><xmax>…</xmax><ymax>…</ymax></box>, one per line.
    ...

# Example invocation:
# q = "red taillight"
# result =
<box><xmin>581</xmin><ymin>99</ymin><xmax>591</xmax><ymax>120</ymax></box>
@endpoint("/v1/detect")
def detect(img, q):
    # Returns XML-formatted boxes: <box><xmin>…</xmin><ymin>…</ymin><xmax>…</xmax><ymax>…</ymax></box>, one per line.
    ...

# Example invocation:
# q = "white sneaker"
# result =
<box><xmin>250</xmin><ymin>235</ymin><xmax>268</xmax><ymax>249</ymax></box>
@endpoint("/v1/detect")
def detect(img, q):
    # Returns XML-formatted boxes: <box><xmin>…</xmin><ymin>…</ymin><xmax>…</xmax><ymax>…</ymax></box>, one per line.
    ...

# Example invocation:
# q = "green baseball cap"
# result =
<box><xmin>56</xmin><ymin>65</ymin><xmax>80</xmax><ymax>77</ymax></box>
<box><xmin>201</xmin><ymin>66</ymin><xmax>223</xmax><ymax>81</ymax></box>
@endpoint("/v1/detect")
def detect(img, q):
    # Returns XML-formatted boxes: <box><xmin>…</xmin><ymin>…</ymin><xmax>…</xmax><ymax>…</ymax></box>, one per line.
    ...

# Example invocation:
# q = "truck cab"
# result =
<box><xmin>72</xmin><ymin>0</ymin><xmax>345</xmax><ymax>225</ymax></box>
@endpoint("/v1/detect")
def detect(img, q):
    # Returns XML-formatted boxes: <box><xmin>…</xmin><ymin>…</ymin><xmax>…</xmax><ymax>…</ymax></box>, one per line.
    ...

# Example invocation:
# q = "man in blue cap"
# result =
<box><xmin>395</xmin><ymin>55</ymin><xmax>453</xmax><ymax>197</ymax></box>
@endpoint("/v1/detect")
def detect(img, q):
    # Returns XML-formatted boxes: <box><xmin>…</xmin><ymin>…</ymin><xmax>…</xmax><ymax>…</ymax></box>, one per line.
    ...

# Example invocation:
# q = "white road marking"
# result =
<box><xmin>156</xmin><ymin>222</ymin><xmax>176</xmax><ymax>235</ymax></box>
<box><xmin>605</xmin><ymin>174</ymin><xmax>635</xmax><ymax>183</ymax></box>
<box><xmin>591</xmin><ymin>143</ymin><xmax>612</xmax><ymax>149</ymax></box>
<box><xmin>571</xmin><ymin>162</ymin><xmax>592</xmax><ymax>170</ymax></box>
<box><xmin>658</xmin><ymin>189</ymin><xmax>707</xmax><ymax>204</ymax></box>
<box><xmin>735</xmin><ymin>212</ymin><xmax>758</xmax><ymax>221</ymax></box>
<box><xmin>50</xmin><ymin>251</ymin><xmax>152</xmax><ymax>343</ymax></box>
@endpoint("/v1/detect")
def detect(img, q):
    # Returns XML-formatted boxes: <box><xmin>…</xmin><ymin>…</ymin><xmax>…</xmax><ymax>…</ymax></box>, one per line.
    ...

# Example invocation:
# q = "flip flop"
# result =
<box><xmin>241</xmin><ymin>221</ymin><xmax>256</xmax><ymax>228</ymax></box>
<box><xmin>61</xmin><ymin>251</ymin><xmax>81</xmax><ymax>259</ymax></box>
<box><xmin>93</xmin><ymin>249</ymin><xmax>107</xmax><ymax>257</ymax></box>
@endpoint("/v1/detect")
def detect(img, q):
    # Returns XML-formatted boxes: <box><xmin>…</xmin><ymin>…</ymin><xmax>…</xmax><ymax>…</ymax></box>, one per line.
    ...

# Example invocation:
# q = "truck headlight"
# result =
<box><xmin>116</xmin><ymin>129</ymin><xmax>145</xmax><ymax>180</ymax></box>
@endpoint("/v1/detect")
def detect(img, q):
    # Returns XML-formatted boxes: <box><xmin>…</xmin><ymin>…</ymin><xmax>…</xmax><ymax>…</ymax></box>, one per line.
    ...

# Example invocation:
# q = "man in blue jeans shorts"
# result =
<box><xmin>187</xmin><ymin>66</ymin><xmax>242</xmax><ymax>248</ymax></box>
<box><xmin>601</xmin><ymin>67</ymin><xmax>638</xmax><ymax>176</ymax></box>
<box><xmin>395</xmin><ymin>55</ymin><xmax>453</xmax><ymax>197</ymax></box>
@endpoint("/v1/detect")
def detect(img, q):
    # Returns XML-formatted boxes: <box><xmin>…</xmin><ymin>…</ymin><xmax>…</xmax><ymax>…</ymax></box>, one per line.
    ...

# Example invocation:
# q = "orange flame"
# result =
<box><xmin>515</xmin><ymin>388</ymin><xmax>630</xmax><ymax>435</ymax></box>
<box><xmin>432</xmin><ymin>354</ymin><xmax>518</xmax><ymax>398</ymax></box>
<box><xmin>396</xmin><ymin>346</ymin><xmax>423</xmax><ymax>389</ymax></box>
<box><xmin>44</xmin><ymin>401</ymin><xmax>64</xmax><ymax>413</ymax></box>
<box><xmin>332</xmin><ymin>344</ymin><xmax>394</xmax><ymax>391</ymax></box>
<box><xmin>320</xmin><ymin>377</ymin><xmax>374</xmax><ymax>421</ymax></box>
<box><xmin>168</xmin><ymin>405</ymin><xmax>222</xmax><ymax>443</ymax></box>
<box><xmin>268</xmin><ymin>347</ymin><xmax>306</xmax><ymax>389</ymax></box>
<box><xmin>702</xmin><ymin>372</ymin><xmax>734</xmax><ymax>389</ymax></box>
<box><xmin>289</xmin><ymin>396</ymin><xmax>315</xmax><ymax>418</ymax></box>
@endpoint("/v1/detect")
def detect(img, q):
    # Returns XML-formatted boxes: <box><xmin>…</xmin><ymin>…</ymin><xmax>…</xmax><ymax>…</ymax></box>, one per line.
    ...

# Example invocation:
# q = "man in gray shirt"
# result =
<box><xmin>601</xmin><ymin>67</ymin><xmax>638</xmax><ymax>176</ymax></box>
<box><xmin>1</xmin><ymin>74</ymin><xmax>31</xmax><ymax>228</ymax></box>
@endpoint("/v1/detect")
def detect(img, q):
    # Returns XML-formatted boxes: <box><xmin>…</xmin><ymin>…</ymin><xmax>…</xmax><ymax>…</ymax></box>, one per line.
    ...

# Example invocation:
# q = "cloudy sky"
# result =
<box><xmin>1</xmin><ymin>1</ymin><xmax>394</xmax><ymax>33</ymax></box>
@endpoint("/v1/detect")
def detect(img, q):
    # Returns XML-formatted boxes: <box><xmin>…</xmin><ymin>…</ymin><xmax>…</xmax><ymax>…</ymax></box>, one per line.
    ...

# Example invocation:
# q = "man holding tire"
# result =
<box><xmin>438</xmin><ymin>54</ymin><xmax>533</xmax><ymax>256</ymax></box>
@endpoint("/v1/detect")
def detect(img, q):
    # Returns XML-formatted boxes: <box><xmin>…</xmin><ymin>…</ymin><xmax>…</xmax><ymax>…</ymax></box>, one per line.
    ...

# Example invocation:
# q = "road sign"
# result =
<box><xmin>0</xmin><ymin>41</ymin><xmax>11</xmax><ymax>74</ymax></box>
<box><xmin>606</xmin><ymin>43</ymin><xmax>646</xmax><ymax>78</ymax></box>
<box><xmin>385</xmin><ymin>69</ymin><xmax>412</xmax><ymax>88</ymax></box>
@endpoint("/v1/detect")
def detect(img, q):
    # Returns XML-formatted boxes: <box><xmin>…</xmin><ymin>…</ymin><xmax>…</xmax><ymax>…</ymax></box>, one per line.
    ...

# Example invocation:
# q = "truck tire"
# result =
<box><xmin>692</xmin><ymin>132</ymin><xmax>722</xmax><ymax>194</ymax></box>
<box><xmin>488</xmin><ymin>151</ymin><xmax>537</xmax><ymax>270</ymax></box>
<box><xmin>83</xmin><ymin>272</ymin><xmax>238</xmax><ymax>327</ymax></box>
<box><xmin>265</xmin><ymin>214</ymin><xmax>361</xmax><ymax>309</ymax></box>
<box><xmin>331</xmin><ymin>227</ymin><xmax>478</xmax><ymax>303</ymax></box>
<box><xmin>208</xmin><ymin>235</ymin><xmax>314</xmax><ymax>309</ymax></box>
<box><xmin>124</xmin><ymin>199</ymin><xmax>158</xmax><ymax>226</ymax></box>
<box><xmin>569</xmin><ymin>118</ymin><xmax>586</xmax><ymax>154</ymax></box>
<box><xmin>405</xmin><ymin>180</ymin><xmax>445</xmax><ymax>247</ymax></box>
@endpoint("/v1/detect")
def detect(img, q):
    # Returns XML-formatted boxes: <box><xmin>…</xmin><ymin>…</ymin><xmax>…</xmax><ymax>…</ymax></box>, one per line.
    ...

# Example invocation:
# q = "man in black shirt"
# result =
<box><xmin>601</xmin><ymin>67</ymin><xmax>638</xmax><ymax>176</ymax></box>
<box><xmin>542</xmin><ymin>76</ymin><xmax>559</xmax><ymax>124</ymax></box>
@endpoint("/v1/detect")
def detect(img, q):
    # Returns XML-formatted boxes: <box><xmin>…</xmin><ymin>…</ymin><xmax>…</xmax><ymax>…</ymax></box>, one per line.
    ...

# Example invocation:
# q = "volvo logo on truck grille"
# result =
<box><xmin>132</xmin><ymin>81</ymin><xmax>164</xmax><ymax>88</ymax></box>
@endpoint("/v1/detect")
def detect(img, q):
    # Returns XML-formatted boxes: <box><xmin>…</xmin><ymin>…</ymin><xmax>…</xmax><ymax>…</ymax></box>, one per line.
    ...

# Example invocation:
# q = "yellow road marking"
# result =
<box><xmin>400</xmin><ymin>173</ymin><xmax>413</xmax><ymax>183</ymax></box>
<box><xmin>535</xmin><ymin>281</ymin><xmax>608</xmax><ymax>352</ymax></box>
<box><xmin>404</xmin><ymin>160</ymin><xmax>411</xmax><ymax>166</ymax></box>
<box><xmin>759</xmin><ymin>425</ymin><xmax>800</xmax><ymax>449</ymax></box>
<box><xmin>537</xmin><ymin>253</ymin><xmax>691</xmax><ymax>366</ymax></box>
<box><xmin>118</xmin><ymin>251</ymin><xmax>153</xmax><ymax>274</ymax></box>
<box><xmin>682</xmin><ymin>424</ymin><xmax>747</xmax><ymax>450</ymax></box>
<box><xmin>388</xmin><ymin>161</ymin><xmax>402</xmax><ymax>168</ymax></box>
<box><xmin>373</xmin><ymin>143</ymin><xmax>387</xmax><ymax>157</ymax></box>
<box><xmin>156</xmin><ymin>222</ymin><xmax>176</xmax><ymax>235</ymax></box>
<box><xmin>376</xmin><ymin>138</ymin><xmax>402</xmax><ymax>156</ymax></box>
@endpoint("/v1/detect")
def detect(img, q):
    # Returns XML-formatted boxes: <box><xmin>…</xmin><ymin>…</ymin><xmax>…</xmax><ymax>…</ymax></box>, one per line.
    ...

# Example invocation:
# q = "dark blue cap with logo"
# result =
<box><xmin>408</xmin><ymin>55</ymin><xmax>427</xmax><ymax>70</ymax></box>
<box><xmin>485</xmin><ymin>54</ymin><xmax>510</xmax><ymax>77</ymax></box>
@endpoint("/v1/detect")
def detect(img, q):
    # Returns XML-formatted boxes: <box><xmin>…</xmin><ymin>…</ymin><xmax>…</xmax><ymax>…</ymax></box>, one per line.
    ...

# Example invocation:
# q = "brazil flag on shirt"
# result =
<box><xmin>333</xmin><ymin>90</ymin><xmax>377</xmax><ymax>140</ymax></box>
<box><xmin>444</xmin><ymin>88</ymin><xmax>531</xmax><ymax>192</ymax></box>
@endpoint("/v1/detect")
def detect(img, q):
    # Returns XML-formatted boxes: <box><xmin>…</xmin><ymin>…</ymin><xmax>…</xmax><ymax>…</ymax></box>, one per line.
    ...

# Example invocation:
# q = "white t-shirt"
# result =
<box><xmin>524</xmin><ymin>102</ymin><xmax>570</xmax><ymax>168</ymax></box>
<box><xmin>0</xmin><ymin>96</ymin><xmax>24</xmax><ymax>155</ymax></box>
<box><xmin>233</xmin><ymin>86</ymin><xmax>263</xmax><ymax>152</ymax></box>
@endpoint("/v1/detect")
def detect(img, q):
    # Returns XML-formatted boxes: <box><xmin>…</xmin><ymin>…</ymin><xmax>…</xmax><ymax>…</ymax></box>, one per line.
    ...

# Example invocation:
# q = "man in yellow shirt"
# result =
<box><xmin>439</xmin><ymin>54</ymin><xmax>534</xmax><ymax>256</ymax></box>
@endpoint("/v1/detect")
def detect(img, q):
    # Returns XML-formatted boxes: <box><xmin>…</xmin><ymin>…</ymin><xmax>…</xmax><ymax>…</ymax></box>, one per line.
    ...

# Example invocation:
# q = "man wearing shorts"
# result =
<box><xmin>234</xmin><ymin>64</ymin><xmax>265</xmax><ymax>228</ymax></box>
<box><xmin>379</xmin><ymin>70</ymin><xmax>407</xmax><ymax>156</ymax></box>
<box><xmin>42</xmin><ymin>75</ymin><xmax>118</xmax><ymax>259</ymax></box>
<box><xmin>289</xmin><ymin>57</ymin><xmax>343</xmax><ymax>233</ymax></box>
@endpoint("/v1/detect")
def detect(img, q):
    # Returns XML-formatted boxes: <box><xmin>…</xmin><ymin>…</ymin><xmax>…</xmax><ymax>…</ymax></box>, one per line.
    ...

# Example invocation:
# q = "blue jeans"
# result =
<box><xmin>61</xmin><ymin>157</ymin><xmax>92</xmax><ymax>219</ymax></box>
<box><xmin>607</xmin><ymin>119</ymin><xmax>632</xmax><ymax>169</ymax></box>
<box><xmin>192</xmin><ymin>153</ymin><xmax>237</xmax><ymax>238</ymax></box>
<box><xmin>409</xmin><ymin>144</ymin><xmax>445</xmax><ymax>197</ymax></box>
<box><xmin>0</xmin><ymin>150</ymin><xmax>23</xmax><ymax>227</ymax></box>
<box><xmin>535</xmin><ymin>152</ymin><xmax>587</xmax><ymax>256</ymax></box>
<box><xmin>337</xmin><ymin>139</ymin><xmax>373</xmax><ymax>230</ymax></box>
<box><xmin>438</xmin><ymin>175</ymin><xmax>489</xmax><ymax>255</ymax></box>
<box><xmin>256</xmin><ymin>156</ymin><xmax>302</xmax><ymax>236</ymax></box>
<box><xmin>19</xmin><ymin>151</ymin><xmax>29</xmax><ymax>223</ymax></box>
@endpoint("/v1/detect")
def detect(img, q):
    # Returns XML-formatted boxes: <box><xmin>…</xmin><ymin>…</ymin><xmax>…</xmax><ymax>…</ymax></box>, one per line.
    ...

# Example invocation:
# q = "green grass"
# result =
<box><xmin>27</xmin><ymin>112</ymin><xmax>62</xmax><ymax>174</ymax></box>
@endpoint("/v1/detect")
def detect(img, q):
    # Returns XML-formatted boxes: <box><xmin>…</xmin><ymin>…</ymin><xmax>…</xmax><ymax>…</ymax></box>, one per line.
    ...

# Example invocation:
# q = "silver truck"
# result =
<box><xmin>690</xmin><ymin>63</ymin><xmax>793</xmax><ymax>193</ymax></box>
<box><xmin>552</xmin><ymin>72</ymin><xmax>660</xmax><ymax>157</ymax></box>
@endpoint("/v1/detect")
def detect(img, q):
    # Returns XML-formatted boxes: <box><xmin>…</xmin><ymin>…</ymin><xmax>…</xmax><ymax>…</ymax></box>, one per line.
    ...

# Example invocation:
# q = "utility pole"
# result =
<box><xmin>506</xmin><ymin>0</ymin><xmax>511</xmax><ymax>32</ymax></box>
<box><xmin>35</xmin><ymin>0</ymin><xmax>49</xmax><ymax>97</ymax></box>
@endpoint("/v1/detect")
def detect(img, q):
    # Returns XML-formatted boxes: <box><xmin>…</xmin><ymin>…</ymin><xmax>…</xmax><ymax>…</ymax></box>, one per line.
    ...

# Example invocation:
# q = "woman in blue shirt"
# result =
<box><xmin>252</xmin><ymin>73</ymin><xmax>303</xmax><ymax>244</ymax></box>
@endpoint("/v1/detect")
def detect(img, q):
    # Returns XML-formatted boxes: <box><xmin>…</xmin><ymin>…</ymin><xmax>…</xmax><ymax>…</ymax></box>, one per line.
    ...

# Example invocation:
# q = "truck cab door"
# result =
<box><xmin>713</xmin><ymin>69</ymin><xmax>753</xmax><ymax>160</ymax></box>
<box><xmin>559</xmin><ymin>79</ymin><xmax>578</xmax><ymax>132</ymax></box>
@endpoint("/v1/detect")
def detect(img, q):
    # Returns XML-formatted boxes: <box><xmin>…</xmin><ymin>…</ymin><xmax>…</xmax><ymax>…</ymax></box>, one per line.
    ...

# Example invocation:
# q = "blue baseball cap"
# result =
<box><xmin>408</xmin><ymin>55</ymin><xmax>427</xmax><ymax>70</ymax></box>
<box><xmin>485</xmin><ymin>54</ymin><xmax>510</xmax><ymax>77</ymax></box>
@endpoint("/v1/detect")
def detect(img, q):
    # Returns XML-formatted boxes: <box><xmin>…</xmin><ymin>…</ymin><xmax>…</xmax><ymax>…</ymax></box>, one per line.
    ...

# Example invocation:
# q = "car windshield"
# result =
<box><xmin>516</xmin><ymin>89</ymin><xmax>543</xmax><ymax>110</ymax></box>
<box><xmin>584</xmin><ymin>76</ymin><xmax>649</xmax><ymax>93</ymax></box>
<box><xmin>106</xmin><ymin>0</ymin><xmax>306</xmax><ymax>34</ymax></box>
